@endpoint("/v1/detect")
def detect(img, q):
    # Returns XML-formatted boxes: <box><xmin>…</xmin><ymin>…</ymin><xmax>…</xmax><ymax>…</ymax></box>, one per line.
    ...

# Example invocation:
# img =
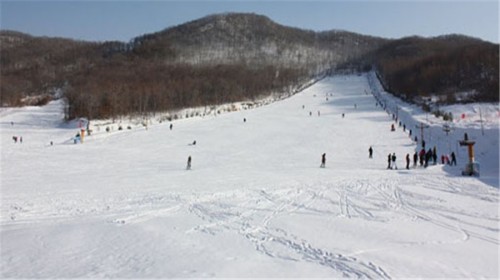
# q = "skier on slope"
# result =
<box><xmin>320</xmin><ymin>153</ymin><xmax>326</xmax><ymax>168</ymax></box>
<box><xmin>413</xmin><ymin>152</ymin><xmax>418</xmax><ymax>167</ymax></box>
<box><xmin>425</xmin><ymin>149</ymin><xmax>432</xmax><ymax>168</ymax></box>
<box><xmin>406</xmin><ymin>154</ymin><xmax>410</xmax><ymax>170</ymax></box>
<box><xmin>186</xmin><ymin>156</ymin><xmax>192</xmax><ymax>170</ymax></box>
<box><xmin>450</xmin><ymin>152</ymin><xmax>457</xmax><ymax>166</ymax></box>
<box><xmin>391</xmin><ymin>153</ymin><xmax>397</xmax><ymax>170</ymax></box>
<box><xmin>419</xmin><ymin>149</ymin><xmax>425</xmax><ymax>166</ymax></box>
<box><xmin>368</xmin><ymin>146</ymin><xmax>373</xmax><ymax>159</ymax></box>
<box><xmin>387</xmin><ymin>153</ymin><xmax>392</xmax><ymax>169</ymax></box>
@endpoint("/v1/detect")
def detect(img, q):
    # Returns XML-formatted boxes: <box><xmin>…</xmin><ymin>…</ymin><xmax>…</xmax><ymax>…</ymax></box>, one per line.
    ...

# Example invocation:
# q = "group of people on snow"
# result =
<box><xmin>387</xmin><ymin>153</ymin><xmax>398</xmax><ymax>169</ymax></box>
<box><xmin>381</xmin><ymin>149</ymin><xmax>457</xmax><ymax>171</ymax></box>
<box><xmin>12</xmin><ymin>136</ymin><xmax>22</xmax><ymax>143</ymax></box>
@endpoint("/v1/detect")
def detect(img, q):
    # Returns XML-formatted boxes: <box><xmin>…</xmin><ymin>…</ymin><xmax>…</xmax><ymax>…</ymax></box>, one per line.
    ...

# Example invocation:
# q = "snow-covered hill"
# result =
<box><xmin>1</xmin><ymin>74</ymin><xmax>498</xmax><ymax>278</ymax></box>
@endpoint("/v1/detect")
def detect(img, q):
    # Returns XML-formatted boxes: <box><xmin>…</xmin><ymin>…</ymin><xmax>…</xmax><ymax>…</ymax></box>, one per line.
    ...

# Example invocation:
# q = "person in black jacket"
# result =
<box><xmin>320</xmin><ymin>153</ymin><xmax>326</xmax><ymax>168</ymax></box>
<box><xmin>450</xmin><ymin>152</ymin><xmax>457</xmax><ymax>166</ymax></box>
<box><xmin>391</xmin><ymin>153</ymin><xmax>397</xmax><ymax>170</ymax></box>
<box><xmin>406</xmin><ymin>154</ymin><xmax>410</xmax><ymax>170</ymax></box>
<box><xmin>187</xmin><ymin>156</ymin><xmax>192</xmax><ymax>170</ymax></box>
<box><xmin>432</xmin><ymin>146</ymin><xmax>438</xmax><ymax>165</ymax></box>
<box><xmin>368</xmin><ymin>146</ymin><xmax>373</xmax><ymax>158</ymax></box>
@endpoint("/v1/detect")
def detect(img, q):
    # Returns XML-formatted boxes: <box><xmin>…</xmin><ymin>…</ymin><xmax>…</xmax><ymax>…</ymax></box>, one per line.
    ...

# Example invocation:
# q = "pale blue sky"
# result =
<box><xmin>0</xmin><ymin>1</ymin><xmax>498</xmax><ymax>43</ymax></box>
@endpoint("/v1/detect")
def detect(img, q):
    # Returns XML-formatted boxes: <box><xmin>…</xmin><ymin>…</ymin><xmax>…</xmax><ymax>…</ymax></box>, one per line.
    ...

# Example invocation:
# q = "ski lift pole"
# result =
<box><xmin>415</xmin><ymin>122</ymin><xmax>429</xmax><ymax>148</ymax></box>
<box><xmin>443</xmin><ymin>123</ymin><xmax>453</xmax><ymax>153</ymax></box>
<box><xmin>479</xmin><ymin>108</ymin><xmax>485</xmax><ymax>136</ymax></box>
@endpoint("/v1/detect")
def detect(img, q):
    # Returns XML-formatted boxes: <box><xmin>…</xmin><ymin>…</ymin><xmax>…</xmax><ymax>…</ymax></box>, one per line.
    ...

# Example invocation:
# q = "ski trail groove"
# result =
<box><xmin>186</xmin><ymin>186</ymin><xmax>391</xmax><ymax>278</ymax></box>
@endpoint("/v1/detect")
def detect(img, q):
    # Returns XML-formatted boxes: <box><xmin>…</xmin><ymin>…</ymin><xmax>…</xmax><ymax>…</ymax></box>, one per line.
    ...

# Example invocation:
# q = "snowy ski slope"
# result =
<box><xmin>1</xmin><ymin>74</ymin><xmax>498</xmax><ymax>278</ymax></box>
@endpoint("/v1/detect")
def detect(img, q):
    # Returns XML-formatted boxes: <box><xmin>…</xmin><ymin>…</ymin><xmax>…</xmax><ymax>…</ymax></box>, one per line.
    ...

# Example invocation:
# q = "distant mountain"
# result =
<box><xmin>0</xmin><ymin>13</ymin><xmax>497</xmax><ymax>120</ymax></box>
<box><xmin>130</xmin><ymin>13</ymin><xmax>386</xmax><ymax>70</ymax></box>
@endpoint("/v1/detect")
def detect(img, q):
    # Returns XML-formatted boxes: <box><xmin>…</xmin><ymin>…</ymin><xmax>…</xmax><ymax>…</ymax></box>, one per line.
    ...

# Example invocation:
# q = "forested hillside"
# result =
<box><xmin>372</xmin><ymin>35</ymin><xmax>499</xmax><ymax>104</ymax></box>
<box><xmin>0</xmin><ymin>13</ymin><xmax>497</xmax><ymax>120</ymax></box>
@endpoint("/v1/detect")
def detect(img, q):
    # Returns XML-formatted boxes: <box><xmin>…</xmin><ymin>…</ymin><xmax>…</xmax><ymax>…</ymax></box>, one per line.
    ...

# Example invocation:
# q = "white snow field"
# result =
<box><xmin>1</xmin><ymin>73</ymin><xmax>498</xmax><ymax>278</ymax></box>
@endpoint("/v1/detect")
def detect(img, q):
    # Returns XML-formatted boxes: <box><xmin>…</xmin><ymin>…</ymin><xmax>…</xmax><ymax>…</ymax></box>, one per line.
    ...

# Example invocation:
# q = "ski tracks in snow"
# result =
<box><xmin>185</xmin><ymin>184</ymin><xmax>391</xmax><ymax>279</ymax></box>
<box><xmin>3</xmin><ymin>174</ymin><xmax>497</xmax><ymax>278</ymax></box>
<box><xmin>370</xmin><ymin>175</ymin><xmax>499</xmax><ymax>246</ymax></box>
<box><xmin>183</xmin><ymin>175</ymin><xmax>498</xmax><ymax>277</ymax></box>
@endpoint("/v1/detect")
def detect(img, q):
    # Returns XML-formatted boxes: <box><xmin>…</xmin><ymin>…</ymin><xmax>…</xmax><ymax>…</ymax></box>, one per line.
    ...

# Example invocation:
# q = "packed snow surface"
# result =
<box><xmin>1</xmin><ymin>74</ymin><xmax>498</xmax><ymax>278</ymax></box>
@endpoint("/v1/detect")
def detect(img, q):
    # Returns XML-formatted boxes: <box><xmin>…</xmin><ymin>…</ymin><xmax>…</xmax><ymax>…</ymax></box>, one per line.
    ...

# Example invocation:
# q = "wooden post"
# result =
<box><xmin>80</xmin><ymin>129</ymin><xmax>85</xmax><ymax>143</ymax></box>
<box><xmin>459</xmin><ymin>133</ymin><xmax>478</xmax><ymax>176</ymax></box>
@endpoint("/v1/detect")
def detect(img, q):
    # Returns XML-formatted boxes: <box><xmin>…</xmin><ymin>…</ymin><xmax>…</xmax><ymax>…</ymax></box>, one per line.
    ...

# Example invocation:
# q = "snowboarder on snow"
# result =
<box><xmin>320</xmin><ymin>153</ymin><xmax>326</xmax><ymax>168</ymax></box>
<box><xmin>368</xmin><ymin>146</ymin><xmax>373</xmax><ymax>158</ymax></box>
